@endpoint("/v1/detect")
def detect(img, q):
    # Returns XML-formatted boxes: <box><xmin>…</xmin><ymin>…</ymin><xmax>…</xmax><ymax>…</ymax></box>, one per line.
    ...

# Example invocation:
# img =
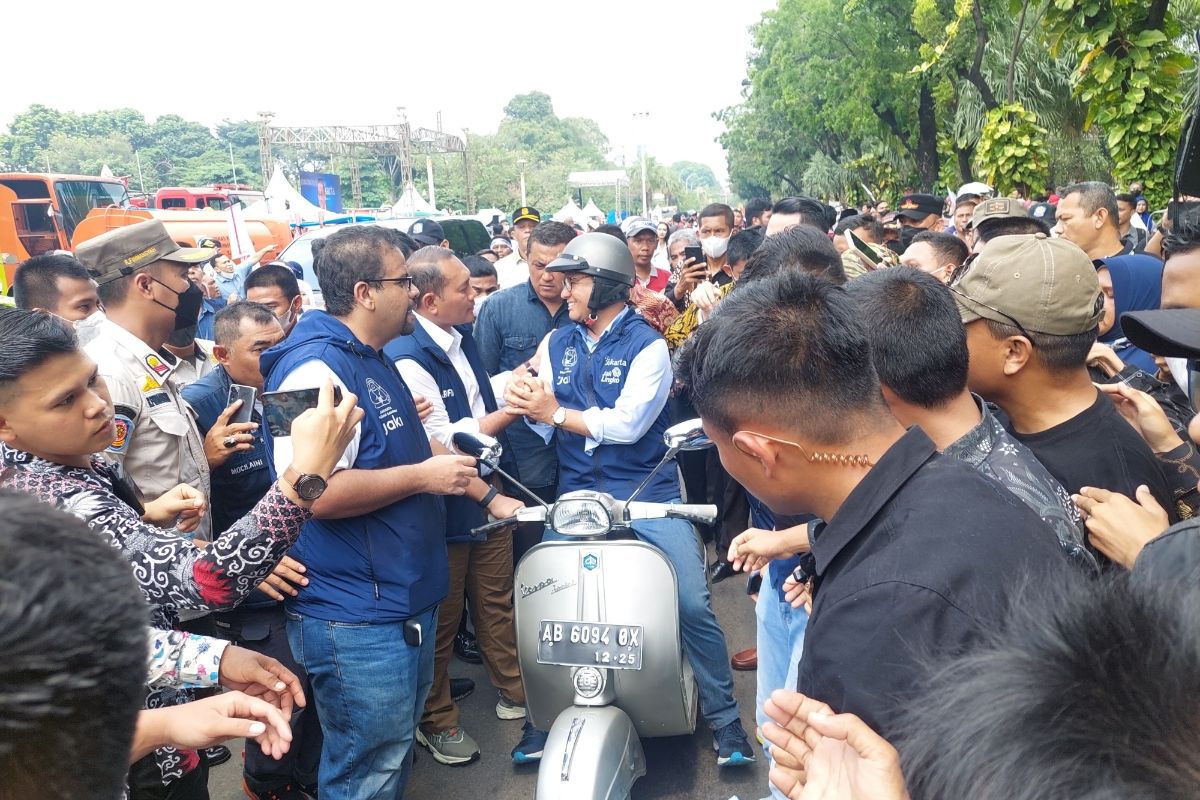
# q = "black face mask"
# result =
<box><xmin>151</xmin><ymin>276</ymin><xmax>205</xmax><ymax>332</ymax></box>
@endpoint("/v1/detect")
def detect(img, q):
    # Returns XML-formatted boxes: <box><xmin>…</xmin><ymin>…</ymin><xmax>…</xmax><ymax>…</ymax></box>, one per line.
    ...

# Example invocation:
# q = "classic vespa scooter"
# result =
<box><xmin>453</xmin><ymin>420</ymin><xmax>717</xmax><ymax>800</ymax></box>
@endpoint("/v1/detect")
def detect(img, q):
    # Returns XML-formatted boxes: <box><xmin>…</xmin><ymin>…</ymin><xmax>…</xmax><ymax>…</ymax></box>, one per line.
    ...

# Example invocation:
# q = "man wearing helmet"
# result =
<box><xmin>504</xmin><ymin>233</ymin><xmax>757</xmax><ymax>767</ymax></box>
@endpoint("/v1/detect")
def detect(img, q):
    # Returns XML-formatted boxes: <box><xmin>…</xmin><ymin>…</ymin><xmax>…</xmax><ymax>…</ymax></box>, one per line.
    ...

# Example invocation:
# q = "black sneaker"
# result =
<box><xmin>511</xmin><ymin>720</ymin><xmax>548</xmax><ymax>764</ymax></box>
<box><xmin>451</xmin><ymin>677</ymin><xmax>475</xmax><ymax>702</ymax></box>
<box><xmin>454</xmin><ymin>630</ymin><xmax>482</xmax><ymax>664</ymax></box>
<box><xmin>713</xmin><ymin>720</ymin><xmax>756</xmax><ymax>767</ymax></box>
<box><xmin>203</xmin><ymin>745</ymin><xmax>232</xmax><ymax>767</ymax></box>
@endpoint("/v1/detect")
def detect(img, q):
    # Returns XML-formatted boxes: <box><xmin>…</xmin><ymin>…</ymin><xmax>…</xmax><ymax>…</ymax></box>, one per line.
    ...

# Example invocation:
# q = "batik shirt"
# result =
<box><xmin>944</xmin><ymin>396</ymin><xmax>1094</xmax><ymax>568</ymax></box>
<box><xmin>0</xmin><ymin>445</ymin><xmax>310</xmax><ymax>785</ymax></box>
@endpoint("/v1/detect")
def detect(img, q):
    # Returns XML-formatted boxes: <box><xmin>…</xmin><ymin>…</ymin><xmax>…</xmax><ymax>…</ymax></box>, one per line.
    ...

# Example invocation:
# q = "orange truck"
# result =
<box><xmin>0</xmin><ymin>173</ymin><xmax>292</xmax><ymax>269</ymax></box>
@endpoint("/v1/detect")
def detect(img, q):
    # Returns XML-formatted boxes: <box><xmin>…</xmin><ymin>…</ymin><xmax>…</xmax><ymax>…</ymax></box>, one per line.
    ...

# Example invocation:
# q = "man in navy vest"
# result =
<box><xmin>387</xmin><ymin>247</ymin><xmax>547</xmax><ymax>767</ymax></box>
<box><xmin>504</xmin><ymin>232</ymin><xmax>757</xmax><ymax>767</ymax></box>
<box><xmin>259</xmin><ymin>225</ymin><xmax>524</xmax><ymax>800</ymax></box>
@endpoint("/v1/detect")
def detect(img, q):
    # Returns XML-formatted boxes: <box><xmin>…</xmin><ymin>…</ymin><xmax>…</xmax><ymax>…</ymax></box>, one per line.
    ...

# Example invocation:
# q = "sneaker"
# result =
<box><xmin>203</xmin><ymin>745</ymin><xmax>232</xmax><ymax>767</ymax></box>
<box><xmin>450</xmin><ymin>677</ymin><xmax>475</xmax><ymax>702</ymax></box>
<box><xmin>416</xmin><ymin>725</ymin><xmax>480</xmax><ymax>766</ymax></box>
<box><xmin>495</xmin><ymin>693</ymin><xmax>527</xmax><ymax>720</ymax></box>
<box><xmin>511</xmin><ymin>720</ymin><xmax>548</xmax><ymax>764</ymax></box>
<box><xmin>714</xmin><ymin>720</ymin><xmax>757</xmax><ymax>767</ymax></box>
<box><xmin>243</xmin><ymin>780</ymin><xmax>310</xmax><ymax>800</ymax></box>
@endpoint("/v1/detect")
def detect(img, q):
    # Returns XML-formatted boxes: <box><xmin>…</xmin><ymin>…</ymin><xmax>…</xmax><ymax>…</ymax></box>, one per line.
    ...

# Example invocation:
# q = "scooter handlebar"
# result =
<box><xmin>469</xmin><ymin>506</ymin><xmax>548</xmax><ymax>537</ymax></box>
<box><xmin>625</xmin><ymin>502</ymin><xmax>719</xmax><ymax>525</ymax></box>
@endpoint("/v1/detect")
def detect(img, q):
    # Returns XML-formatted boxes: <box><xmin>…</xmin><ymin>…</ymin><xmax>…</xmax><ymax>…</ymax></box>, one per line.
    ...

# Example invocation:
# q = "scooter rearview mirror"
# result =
<box><xmin>452</xmin><ymin>431</ymin><xmax>503</xmax><ymax>463</ymax></box>
<box><xmin>663</xmin><ymin>419</ymin><xmax>713</xmax><ymax>452</ymax></box>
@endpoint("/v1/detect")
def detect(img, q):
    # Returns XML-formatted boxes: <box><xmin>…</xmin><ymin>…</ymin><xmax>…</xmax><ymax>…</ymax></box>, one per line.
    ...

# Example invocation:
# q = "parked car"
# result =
<box><xmin>277</xmin><ymin>216</ymin><xmax>491</xmax><ymax>308</ymax></box>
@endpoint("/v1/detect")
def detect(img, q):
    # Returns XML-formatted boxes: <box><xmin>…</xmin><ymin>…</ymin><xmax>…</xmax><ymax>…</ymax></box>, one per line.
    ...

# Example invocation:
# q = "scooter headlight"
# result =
<box><xmin>573</xmin><ymin>666</ymin><xmax>605</xmax><ymax>699</ymax></box>
<box><xmin>551</xmin><ymin>498</ymin><xmax>611</xmax><ymax>537</ymax></box>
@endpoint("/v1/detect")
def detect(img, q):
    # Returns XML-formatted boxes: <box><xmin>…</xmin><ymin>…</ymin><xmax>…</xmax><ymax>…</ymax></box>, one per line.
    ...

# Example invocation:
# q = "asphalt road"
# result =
<box><xmin>211</xmin><ymin>541</ymin><xmax>767</xmax><ymax>800</ymax></box>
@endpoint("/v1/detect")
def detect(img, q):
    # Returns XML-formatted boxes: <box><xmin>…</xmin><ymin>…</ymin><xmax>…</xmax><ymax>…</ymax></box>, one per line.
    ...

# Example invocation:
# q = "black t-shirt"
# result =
<box><xmin>1007</xmin><ymin>391</ymin><xmax>1177</xmax><ymax>524</ymax></box>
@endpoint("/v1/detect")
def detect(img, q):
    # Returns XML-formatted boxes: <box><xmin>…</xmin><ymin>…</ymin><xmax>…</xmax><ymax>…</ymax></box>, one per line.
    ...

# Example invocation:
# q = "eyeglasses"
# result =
<box><xmin>369</xmin><ymin>275</ymin><xmax>415</xmax><ymax>290</ymax></box>
<box><xmin>946</xmin><ymin>282</ymin><xmax>1035</xmax><ymax>342</ymax></box>
<box><xmin>562</xmin><ymin>275</ymin><xmax>592</xmax><ymax>291</ymax></box>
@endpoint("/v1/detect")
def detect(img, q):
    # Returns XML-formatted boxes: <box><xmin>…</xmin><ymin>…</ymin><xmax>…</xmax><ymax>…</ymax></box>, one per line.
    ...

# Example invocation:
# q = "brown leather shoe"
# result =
<box><xmin>731</xmin><ymin>647</ymin><xmax>757</xmax><ymax>671</ymax></box>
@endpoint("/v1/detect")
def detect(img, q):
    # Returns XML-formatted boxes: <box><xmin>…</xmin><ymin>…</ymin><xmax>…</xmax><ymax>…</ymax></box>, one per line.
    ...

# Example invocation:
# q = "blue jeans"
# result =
<box><xmin>544</xmin><ymin>505</ymin><xmax>740</xmax><ymax>731</ymax></box>
<box><xmin>755</xmin><ymin>574</ymin><xmax>809</xmax><ymax>800</ymax></box>
<box><xmin>286</xmin><ymin>606</ymin><xmax>437</xmax><ymax>800</ymax></box>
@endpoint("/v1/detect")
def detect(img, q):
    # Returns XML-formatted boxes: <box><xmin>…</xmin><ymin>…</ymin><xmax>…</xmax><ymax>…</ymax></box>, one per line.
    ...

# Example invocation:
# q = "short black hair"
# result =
<box><xmin>526</xmin><ymin>220</ymin><xmax>577</xmax><ymax>253</ymax></box>
<box><xmin>0</xmin><ymin>309</ymin><xmax>77</xmax><ymax>401</ymax></box>
<box><xmin>313</xmin><ymin>225</ymin><xmax>399</xmax><ymax>317</ymax></box>
<box><xmin>834</xmin><ymin>214</ymin><xmax>884</xmax><ymax>241</ymax></box>
<box><xmin>985</xmin><ymin>320</ymin><xmax>1097</xmax><ymax>373</ymax></box>
<box><xmin>899</xmin><ymin>573</ymin><xmax>1200</xmax><ymax>799</ymax></box>
<box><xmin>0</xmin><ymin>491</ymin><xmax>148</xmax><ymax>800</ymax></box>
<box><xmin>847</xmin><ymin>267</ymin><xmax>969</xmax><ymax>407</ymax></box>
<box><xmin>1162</xmin><ymin>220</ymin><xmax>1200</xmax><ymax>260</ymax></box>
<box><xmin>910</xmin><ymin>230</ymin><xmax>969</xmax><ymax>268</ymax></box>
<box><xmin>381</xmin><ymin>227</ymin><xmax>421</xmax><ymax>259</ymax></box>
<box><xmin>212</xmin><ymin>301</ymin><xmax>278</xmax><ymax>348</ymax></box>
<box><xmin>243</xmin><ymin>263</ymin><xmax>301</xmax><ymax>302</ymax></box>
<box><xmin>745</xmin><ymin>197</ymin><xmax>772</xmax><ymax>224</ymax></box>
<box><xmin>698</xmin><ymin>203</ymin><xmax>735</xmax><ymax>229</ymax></box>
<box><xmin>975</xmin><ymin>216</ymin><xmax>1050</xmax><ymax>243</ymax></box>
<box><xmin>594</xmin><ymin>224</ymin><xmax>627</xmax><ymax>243</ymax></box>
<box><xmin>462</xmin><ymin>255</ymin><xmax>497</xmax><ymax>280</ymax></box>
<box><xmin>677</xmin><ymin>270</ymin><xmax>886</xmax><ymax>444</ymax></box>
<box><xmin>13</xmin><ymin>254</ymin><xmax>92</xmax><ymax>311</ymax></box>
<box><xmin>739</xmin><ymin>226</ymin><xmax>846</xmax><ymax>286</ymax></box>
<box><xmin>727</xmin><ymin>227</ymin><xmax>764</xmax><ymax>267</ymax></box>
<box><xmin>407</xmin><ymin>246</ymin><xmax>457</xmax><ymax>298</ymax></box>
<box><xmin>1062</xmin><ymin>181</ymin><xmax>1119</xmax><ymax>230</ymax></box>
<box><xmin>770</xmin><ymin>196</ymin><xmax>829</xmax><ymax>230</ymax></box>
<box><xmin>1115</xmin><ymin>192</ymin><xmax>1137</xmax><ymax>206</ymax></box>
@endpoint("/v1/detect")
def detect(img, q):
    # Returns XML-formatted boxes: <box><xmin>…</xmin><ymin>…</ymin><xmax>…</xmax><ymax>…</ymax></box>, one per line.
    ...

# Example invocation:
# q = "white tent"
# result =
<box><xmin>582</xmin><ymin>199</ymin><xmax>605</xmax><ymax>221</ymax></box>
<box><xmin>553</xmin><ymin>199</ymin><xmax>585</xmax><ymax>224</ymax></box>
<box><xmin>244</xmin><ymin>165</ymin><xmax>328</xmax><ymax>223</ymax></box>
<box><xmin>391</xmin><ymin>182</ymin><xmax>437</xmax><ymax>216</ymax></box>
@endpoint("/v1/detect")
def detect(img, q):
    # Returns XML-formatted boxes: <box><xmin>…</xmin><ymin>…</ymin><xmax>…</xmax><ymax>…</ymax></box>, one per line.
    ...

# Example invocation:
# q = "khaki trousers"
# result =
<box><xmin>422</xmin><ymin>527</ymin><xmax>524</xmax><ymax>731</ymax></box>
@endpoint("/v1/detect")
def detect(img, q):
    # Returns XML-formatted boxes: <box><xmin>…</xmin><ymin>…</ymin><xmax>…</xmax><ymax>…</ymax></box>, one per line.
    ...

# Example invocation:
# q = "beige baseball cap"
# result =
<box><xmin>74</xmin><ymin>219</ymin><xmax>216</xmax><ymax>286</ymax></box>
<box><xmin>952</xmin><ymin>233</ymin><xmax>1105</xmax><ymax>336</ymax></box>
<box><xmin>971</xmin><ymin>197</ymin><xmax>1028</xmax><ymax>229</ymax></box>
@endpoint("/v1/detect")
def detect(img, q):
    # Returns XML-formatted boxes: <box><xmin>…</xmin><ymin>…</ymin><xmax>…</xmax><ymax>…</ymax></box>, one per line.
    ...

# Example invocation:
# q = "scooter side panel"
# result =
<box><xmin>535</xmin><ymin>706</ymin><xmax>646</xmax><ymax>800</ymax></box>
<box><xmin>516</xmin><ymin>540</ymin><xmax>697</xmax><ymax>738</ymax></box>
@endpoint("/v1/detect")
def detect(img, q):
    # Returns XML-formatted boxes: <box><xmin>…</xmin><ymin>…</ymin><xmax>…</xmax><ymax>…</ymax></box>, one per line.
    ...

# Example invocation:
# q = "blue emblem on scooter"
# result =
<box><xmin>582</xmin><ymin>553</ymin><xmax>598</xmax><ymax>571</ymax></box>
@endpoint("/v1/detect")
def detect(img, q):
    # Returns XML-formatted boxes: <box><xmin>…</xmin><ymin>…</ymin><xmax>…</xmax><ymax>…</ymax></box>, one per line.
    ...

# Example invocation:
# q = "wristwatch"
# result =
<box><xmin>282</xmin><ymin>465</ymin><xmax>328</xmax><ymax>501</ymax></box>
<box><xmin>551</xmin><ymin>406</ymin><xmax>567</xmax><ymax>428</ymax></box>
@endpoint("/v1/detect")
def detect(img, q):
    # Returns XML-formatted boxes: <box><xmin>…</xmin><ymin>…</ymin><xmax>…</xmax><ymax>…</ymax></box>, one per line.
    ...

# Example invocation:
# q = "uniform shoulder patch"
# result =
<box><xmin>108</xmin><ymin>404</ymin><xmax>137</xmax><ymax>453</ymax></box>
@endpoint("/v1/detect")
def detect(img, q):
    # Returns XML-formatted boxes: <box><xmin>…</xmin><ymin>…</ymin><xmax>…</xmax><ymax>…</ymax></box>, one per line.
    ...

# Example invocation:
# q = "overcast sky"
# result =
<box><xmin>5</xmin><ymin>0</ymin><xmax>775</xmax><ymax>185</ymax></box>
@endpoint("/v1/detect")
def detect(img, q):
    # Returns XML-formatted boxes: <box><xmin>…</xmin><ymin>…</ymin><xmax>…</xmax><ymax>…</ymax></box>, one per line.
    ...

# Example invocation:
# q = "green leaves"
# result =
<box><xmin>975</xmin><ymin>102</ymin><xmax>1048</xmax><ymax>193</ymax></box>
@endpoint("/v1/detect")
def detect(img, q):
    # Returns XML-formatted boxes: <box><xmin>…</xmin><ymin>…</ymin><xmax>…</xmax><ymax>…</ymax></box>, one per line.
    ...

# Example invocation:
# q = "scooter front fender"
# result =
<box><xmin>535</xmin><ymin>705</ymin><xmax>646</xmax><ymax>800</ymax></box>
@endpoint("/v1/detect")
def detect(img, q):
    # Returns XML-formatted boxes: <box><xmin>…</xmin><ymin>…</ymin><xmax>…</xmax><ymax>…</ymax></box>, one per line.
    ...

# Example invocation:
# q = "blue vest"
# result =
<box><xmin>259</xmin><ymin>311</ymin><xmax>447</xmax><ymax>623</ymax></box>
<box><xmin>182</xmin><ymin>365</ymin><xmax>277</xmax><ymax>610</ymax></box>
<box><xmin>384</xmin><ymin>321</ymin><xmax>514</xmax><ymax>542</ymax></box>
<box><xmin>548</xmin><ymin>311</ymin><xmax>676</xmax><ymax>502</ymax></box>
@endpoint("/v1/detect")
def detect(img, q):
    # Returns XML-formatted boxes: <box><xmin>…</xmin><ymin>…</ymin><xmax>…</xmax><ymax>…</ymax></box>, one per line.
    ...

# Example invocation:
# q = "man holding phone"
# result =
<box><xmin>667</xmin><ymin>204</ymin><xmax>734</xmax><ymax>310</ymax></box>
<box><xmin>182</xmin><ymin>302</ymin><xmax>326</xmax><ymax>799</ymax></box>
<box><xmin>259</xmin><ymin>225</ymin><xmax>523</xmax><ymax>800</ymax></box>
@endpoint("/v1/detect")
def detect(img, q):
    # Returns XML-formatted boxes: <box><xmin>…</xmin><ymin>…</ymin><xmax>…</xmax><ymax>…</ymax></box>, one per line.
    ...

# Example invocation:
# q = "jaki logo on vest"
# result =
<box><xmin>600</xmin><ymin>366</ymin><xmax>623</xmax><ymax>385</ymax></box>
<box><xmin>562</xmin><ymin>346</ymin><xmax>578</xmax><ymax>368</ymax></box>
<box><xmin>366</xmin><ymin>378</ymin><xmax>391</xmax><ymax>408</ymax></box>
<box><xmin>383</xmin><ymin>415</ymin><xmax>406</xmax><ymax>432</ymax></box>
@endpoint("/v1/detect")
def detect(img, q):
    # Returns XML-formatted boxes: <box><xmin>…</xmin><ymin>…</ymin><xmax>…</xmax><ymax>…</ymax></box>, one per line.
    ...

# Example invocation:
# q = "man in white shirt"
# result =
<box><xmin>494</xmin><ymin>206</ymin><xmax>541</xmax><ymax>289</ymax></box>
<box><xmin>385</xmin><ymin>247</ymin><xmax>546</xmax><ymax>767</ymax></box>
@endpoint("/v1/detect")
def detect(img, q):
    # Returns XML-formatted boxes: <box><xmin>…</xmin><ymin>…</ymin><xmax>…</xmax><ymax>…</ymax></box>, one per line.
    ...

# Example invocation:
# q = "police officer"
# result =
<box><xmin>75</xmin><ymin>220</ymin><xmax>218</xmax><ymax>538</ymax></box>
<box><xmin>504</xmin><ymin>233</ymin><xmax>757</xmax><ymax>767</ymax></box>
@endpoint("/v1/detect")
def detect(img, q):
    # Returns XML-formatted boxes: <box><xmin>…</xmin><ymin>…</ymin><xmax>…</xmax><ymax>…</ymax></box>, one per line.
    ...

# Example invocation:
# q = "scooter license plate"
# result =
<box><xmin>536</xmin><ymin>620</ymin><xmax>644</xmax><ymax>670</ymax></box>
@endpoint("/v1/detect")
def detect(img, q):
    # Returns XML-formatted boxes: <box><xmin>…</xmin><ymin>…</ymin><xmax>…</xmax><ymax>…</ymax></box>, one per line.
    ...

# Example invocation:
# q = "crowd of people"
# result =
<box><xmin>1</xmin><ymin>175</ymin><xmax>1198</xmax><ymax>800</ymax></box>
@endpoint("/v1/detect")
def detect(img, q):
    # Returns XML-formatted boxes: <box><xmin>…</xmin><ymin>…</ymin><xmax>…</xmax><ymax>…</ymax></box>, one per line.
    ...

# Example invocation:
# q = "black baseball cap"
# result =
<box><xmin>1122</xmin><ymin>309</ymin><xmax>1200</xmax><ymax>359</ymax></box>
<box><xmin>897</xmin><ymin>194</ymin><xmax>944</xmax><ymax>221</ymax></box>
<box><xmin>512</xmin><ymin>207</ymin><xmax>541</xmax><ymax>225</ymax></box>
<box><xmin>407</xmin><ymin>219</ymin><xmax>446</xmax><ymax>248</ymax></box>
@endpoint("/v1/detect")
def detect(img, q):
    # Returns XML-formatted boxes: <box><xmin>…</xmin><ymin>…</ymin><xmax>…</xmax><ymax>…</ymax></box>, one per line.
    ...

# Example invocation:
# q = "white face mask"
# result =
<box><xmin>73</xmin><ymin>309</ymin><xmax>106</xmax><ymax>346</ymax></box>
<box><xmin>473</xmin><ymin>295</ymin><xmax>487</xmax><ymax>317</ymax></box>
<box><xmin>701</xmin><ymin>236</ymin><xmax>729</xmax><ymax>259</ymax></box>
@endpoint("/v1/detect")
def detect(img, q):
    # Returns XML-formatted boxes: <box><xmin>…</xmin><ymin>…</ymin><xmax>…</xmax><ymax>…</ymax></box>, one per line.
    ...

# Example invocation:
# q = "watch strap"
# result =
<box><xmin>477</xmin><ymin>485</ymin><xmax>499</xmax><ymax>509</ymax></box>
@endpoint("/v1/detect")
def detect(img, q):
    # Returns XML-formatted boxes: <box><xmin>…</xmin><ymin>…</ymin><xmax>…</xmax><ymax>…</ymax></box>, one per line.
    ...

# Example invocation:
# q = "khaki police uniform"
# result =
<box><xmin>87</xmin><ymin>319</ymin><xmax>213</xmax><ymax>539</ymax></box>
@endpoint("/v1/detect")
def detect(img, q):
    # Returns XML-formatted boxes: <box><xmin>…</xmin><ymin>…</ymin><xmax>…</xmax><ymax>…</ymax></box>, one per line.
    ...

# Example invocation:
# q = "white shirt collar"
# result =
<box><xmin>415</xmin><ymin>312</ymin><xmax>461</xmax><ymax>355</ymax></box>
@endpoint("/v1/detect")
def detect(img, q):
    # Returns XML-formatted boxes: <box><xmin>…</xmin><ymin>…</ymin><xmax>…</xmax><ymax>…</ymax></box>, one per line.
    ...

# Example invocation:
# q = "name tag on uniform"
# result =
<box><xmin>145</xmin><ymin>391</ymin><xmax>171</xmax><ymax>408</ymax></box>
